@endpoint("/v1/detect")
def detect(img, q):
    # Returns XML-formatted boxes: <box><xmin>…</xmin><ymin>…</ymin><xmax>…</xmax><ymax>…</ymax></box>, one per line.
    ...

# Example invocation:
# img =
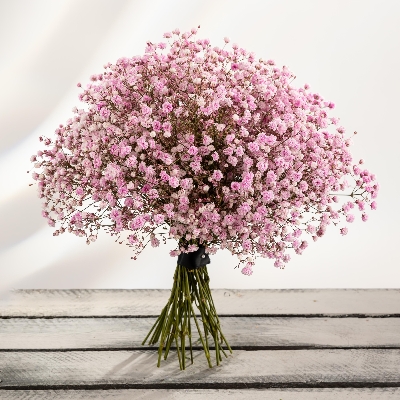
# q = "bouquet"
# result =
<box><xmin>31</xmin><ymin>27</ymin><xmax>378</xmax><ymax>369</ymax></box>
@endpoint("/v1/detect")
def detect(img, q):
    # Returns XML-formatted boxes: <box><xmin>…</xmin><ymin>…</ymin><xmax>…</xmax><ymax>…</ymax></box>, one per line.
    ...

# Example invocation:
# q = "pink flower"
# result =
<box><xmin>130</xmin><ymin>215</ymin><xmax>145</xmax><ymax>229</ymax></box>
<box><xmin>212</xmin><ymin>170</ymin><xmax>223</xmax><ymax>181</ymax></box>
<box><xmin>141</xmin><ymin>105</ymin><xmax>152</xmax><ymax>116</ymax></box>
<box><xmin>241</xmin><ymin>265</ymin><xmax>253</xmax><ymax>276</ymax></box>
<box><xmin>119</xmin><ymin>144</ymin><xmax>132</xmax><ymax>158</ymax></box>
<box><xmin>124</xmin><ymin>198</ymin><xmax>133</xmax><ymax>207</ymax></box>
<box><xmin>265</xmin><ymin>135</ymin><xmax>277</xmax><ymax>145</ymax></box>
<box><xmin>152</xmin><ymin>120</ymin><xmax>162</xmax><ymax>132</ymax></box>
<box><xmin>261</xmin><ymin>190</ymin><xmax>274</xmax><ymax>203</ymax></box>
<box><xmin>227</xmin><ymin>155</ymin><xmax>238</xmax><ymax>166</ymax></box>
<box><xmin>160</xmin><ymin>171</ymin><xmax>169</xmax><ymax>181</ymax></box>
<box><xmin>187</xmin><ymin>244</ymin><xmax>199</xmax><ymax>252</ymax></box>
<box><xmin>33</xmin><ymin>28</ymin><xmax>378</xmax><ymax>273</ymax></box>
<box><xmin>151</xmin><ymin>235</ymin><xmax>160</xmax><ymax>247</ymax></box>
<box><xmin>223</xmin><ymin>215</ymin><xmax>234</xmax><ymax>225</ymax></box>
<box><xmin>312</xmin><ymin>177</ymin><xmax>323</xmax><ymax>188</ymax></box>
<box><xmin>188</xmin><ymin>146</ymin><xmax>198</xmax><ymax>156</ymax></box>
<box><xmin>154</xmin><ymin>214</ymin><xmax>165</xmax><ymax>224</ymax></box>
<box><xmin>274</xmin><ymin>157</ymin><xmax>286</xmax><ymax>168</ymax></box>
<box><xmin>190</xmin><ymin>161</ymin><xmax>201</xmax><ymax>172</ymax></box>
<box><xmin>110</xmin><ymin>209</ymin><xmax>121</xmax><ymax>221</ymax></box>
<box><xmin>256</xmin><ymin>160</ymin><xmax>268</xmax><ymax>172</ymax></box>
<box><xmin>118</xmin><ymin>186</ymin><xmax>128</xmax><ymax>196</ymax></box>
<box><xmin>230</xmin><ymin>182</ymin><xmax>240</xmax><ymax>191</ymax></box>
<box><xmin>168</xmin><ymin>176</ymin><xmax>180</xmax><ymax>188</ymax></box>
<box><xmin>125</xmin><ymin>156</ymin><xmax>137</xmax><ymax>168</ymax></box>
<box><xmin>137</xmin><ymin>136</ymin><xmax>149</xmax><ymax>150</ymax></box>
<box><xmin>179</xmin><ymin>196</ymin><xmax>189</xmax><ymax>205</ymax></box>
<box><xmin>141</xmin><ymin>184</ymin><xmax>151</xmax><ymax>193</ymax></box>
<box><xmin>203</xmin><ymin>135</ymin><xmax>213</xmax><ymax>145</ymax></box>
<box><xmin>162</xmin><ymin>102</ymin><xmax>173</xmax><ymax>114</ymax></box>
<box><xmin>128</xmin><ymin>234</ymin><xmax>138</xmax><ymax>244</ymax></box>
<box><xmin>243</xmin><ymin>239</ymin><xmax>252</xmax><ymax>251</ymax></box>
<box><xmin>356</xmin><ymin>200</ymin><xmax>365</xmax><ymax>211</ymax></box>
<box><xmin>71</xmin><ymin>212</ymin><xmax>82</xmax><ymax>223</ymax></box>
<box><xmin>299</xmin><ymin>181</ymin><xmax>308</xmax><ymax>192</ymax></box>
<box><xmin>247</xmin><ymin>142</ymin><xmax>259</xmax><ymax>152</ymax></box>
<box><xmin>164</xmin><ymin>203</ymin><xmax>174</xmax><ymax>212</ymax></box>
<box><xmin>361</xmin><ymin>213</ymin><xmax>368</xmax><ymax>222</ymax></box>
<box><xmin>162</xmin><ymin>121</ymin><xmax>172</xmax><ymax>132</ymax></box>
<box><xmin>99</xmin><ymin>107</ymin><xmax>110</xmax><ymax>119</ymax></box>
<box><xmin>148</xmin><ymin>189</ymin><xmax>158</xmax><ymax>199</ymax></box>
<box><xmin>180</xmin><ymin>178</ymin><xmax>193</xmax><ymax>190</ymax></box>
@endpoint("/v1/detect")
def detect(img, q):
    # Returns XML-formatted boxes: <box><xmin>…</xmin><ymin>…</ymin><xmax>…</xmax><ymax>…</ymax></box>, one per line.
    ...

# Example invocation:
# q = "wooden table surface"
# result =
<box><xmin>0</xmin><ymin>289</ymin><xmax>399</xmax><ymax>399</ymax></box>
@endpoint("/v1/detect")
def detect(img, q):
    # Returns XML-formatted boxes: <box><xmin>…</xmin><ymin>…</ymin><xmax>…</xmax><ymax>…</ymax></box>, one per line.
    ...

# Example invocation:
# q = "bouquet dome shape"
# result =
<box><xmin>31</xmin><ymin>28</ymin><xmax>379</xmax><ymax>369</ymax></box>
<box><xmin>32</xmin><ymin>27</ymin><xmax>378</xmax><ymax>274</ymax></box>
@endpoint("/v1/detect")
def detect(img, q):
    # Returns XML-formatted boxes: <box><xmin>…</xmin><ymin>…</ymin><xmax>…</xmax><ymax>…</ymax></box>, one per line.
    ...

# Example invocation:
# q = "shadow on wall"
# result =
<box><xmin>0</xmin><ymin>0</ymin><xmax>131</xmax><ymax>154</ymax></box>
<box><xmin>11</xmin><ymin>237</ymin><xmax>131</xmax><ymax>289</ymax></box>
<box><xmin>9</xmin><ymin>233</ymin><xmax>177</xmax><ymax>290</ymax></box>
<box><xmin>0</xmin><ymin>188</ymin><xmax>45</xmax><ymax>252</ymax></box>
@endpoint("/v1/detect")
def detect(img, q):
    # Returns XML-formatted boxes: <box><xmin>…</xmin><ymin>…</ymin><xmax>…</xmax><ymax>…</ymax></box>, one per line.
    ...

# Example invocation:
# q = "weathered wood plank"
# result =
<box><xmin>1</xmin><ymin>317</ymin><xmax>399</xmax><ymax>350</ymax></box>
<box><xmin>0</xmin><ymin>349</ymin><xmax>399</xmax><ymax>388</ymax></box>
<box><xmin>2</xmin><ymin>388</ymin><xmax>400</xmax><ymax>399</ymax></box>
<box><xmin>1</xmin><ymin>289</ymin><xmax>399</xmax><ymax>317</ymax></box>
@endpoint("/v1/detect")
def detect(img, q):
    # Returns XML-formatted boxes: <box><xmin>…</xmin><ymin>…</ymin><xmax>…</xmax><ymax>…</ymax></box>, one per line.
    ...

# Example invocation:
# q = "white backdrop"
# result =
<box><xmin>0</xmin><ymin>0</ymin><xmax>399</xmax><ymax>291</ymax></box>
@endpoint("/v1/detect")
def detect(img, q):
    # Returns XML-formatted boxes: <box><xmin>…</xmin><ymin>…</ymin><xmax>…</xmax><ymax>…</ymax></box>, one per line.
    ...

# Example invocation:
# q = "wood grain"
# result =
<box><xmin>1</xmin><ymin>289</ymin><xmax>399</xmax><ymax>317</ymax></box>
<box><xmin>1</xmin><ymin>317</ymin><xmax>399</xmax><ymax>350</ymax></box>
<box><xmin>2</xmin><ymin>388</ymin><xmax>400</xmax><ymax>399</ymax></box>
<box><xmin>0</xmin><ymin>349</ymin><xmax>399</xmax><ymax>388</ymax></box>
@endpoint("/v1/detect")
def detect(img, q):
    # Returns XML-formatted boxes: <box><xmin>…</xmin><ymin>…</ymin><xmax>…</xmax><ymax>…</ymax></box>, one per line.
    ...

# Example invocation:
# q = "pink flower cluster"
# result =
<box><xmin>31</xmin><ymin>28</ymin><xmax>379</xmax><ymax>274</ymax></box>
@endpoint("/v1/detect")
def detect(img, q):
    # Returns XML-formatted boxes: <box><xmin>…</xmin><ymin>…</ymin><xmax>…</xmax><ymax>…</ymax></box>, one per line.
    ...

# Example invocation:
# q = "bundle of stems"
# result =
<box><xmin>142</xmin><ymin>264</ymin><xmax>232</xmax><ymax>370</ymax></box>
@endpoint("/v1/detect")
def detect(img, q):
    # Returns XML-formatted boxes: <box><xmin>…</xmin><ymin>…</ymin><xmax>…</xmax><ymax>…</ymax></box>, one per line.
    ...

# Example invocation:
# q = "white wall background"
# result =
<box><xmin>0</xmin><ymin>0</ymin><xmax>399</xmax><ymax>292</ymax></box>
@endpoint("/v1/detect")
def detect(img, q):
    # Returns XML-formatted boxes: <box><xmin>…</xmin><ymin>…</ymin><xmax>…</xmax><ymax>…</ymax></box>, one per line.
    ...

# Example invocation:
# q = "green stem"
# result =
<box><xmin>142</xmin><ymin>263</ymin><xmax>232</xmax><ymax>369</ymax></box>
<box><xmin>184</xmin><ymin>267</ymin><xmax>194</xmax><ymax>365</ymax></box>
<box><xmin>142</xmin><ymin>306</ymin><xmax>165</xmax><ymax>345</ymax></box>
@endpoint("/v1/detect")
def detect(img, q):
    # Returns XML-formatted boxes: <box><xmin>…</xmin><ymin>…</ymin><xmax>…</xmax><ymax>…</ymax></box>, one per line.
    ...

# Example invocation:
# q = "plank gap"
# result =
<box><xmin>1</xmin><ymin>382</ymin><xmax>400</xmax><ymax>391</ymax></box>
<box><xmin>2</xmin><ymin>313</ymin><xmax>400</xmax><ymax>319</ymax></box>
<box><xmin>3</xmin><ymin>388</ymin><xmax>400</xmax><ymax>400</ymax></box>
<box><xmin>2</xmin><ymin>346</ymin><xmax>400</xmax><ymax>352</ymax></box>
<box><xmin>2</xmin><ymin>388</ymin><xmax>400</xmax><ymax>400</ymax></box>
<box><xmin>2</xmin><ymin>289</ymin><xmax>399</xmax><ymax>317</ymax></box>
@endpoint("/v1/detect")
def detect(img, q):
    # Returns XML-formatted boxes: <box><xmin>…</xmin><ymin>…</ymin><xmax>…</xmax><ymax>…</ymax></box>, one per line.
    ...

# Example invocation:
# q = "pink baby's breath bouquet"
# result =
<box><xmin>31</xmin><ymin>27</ymin><xmax>378</xmax><ymax>369</ymax></box>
